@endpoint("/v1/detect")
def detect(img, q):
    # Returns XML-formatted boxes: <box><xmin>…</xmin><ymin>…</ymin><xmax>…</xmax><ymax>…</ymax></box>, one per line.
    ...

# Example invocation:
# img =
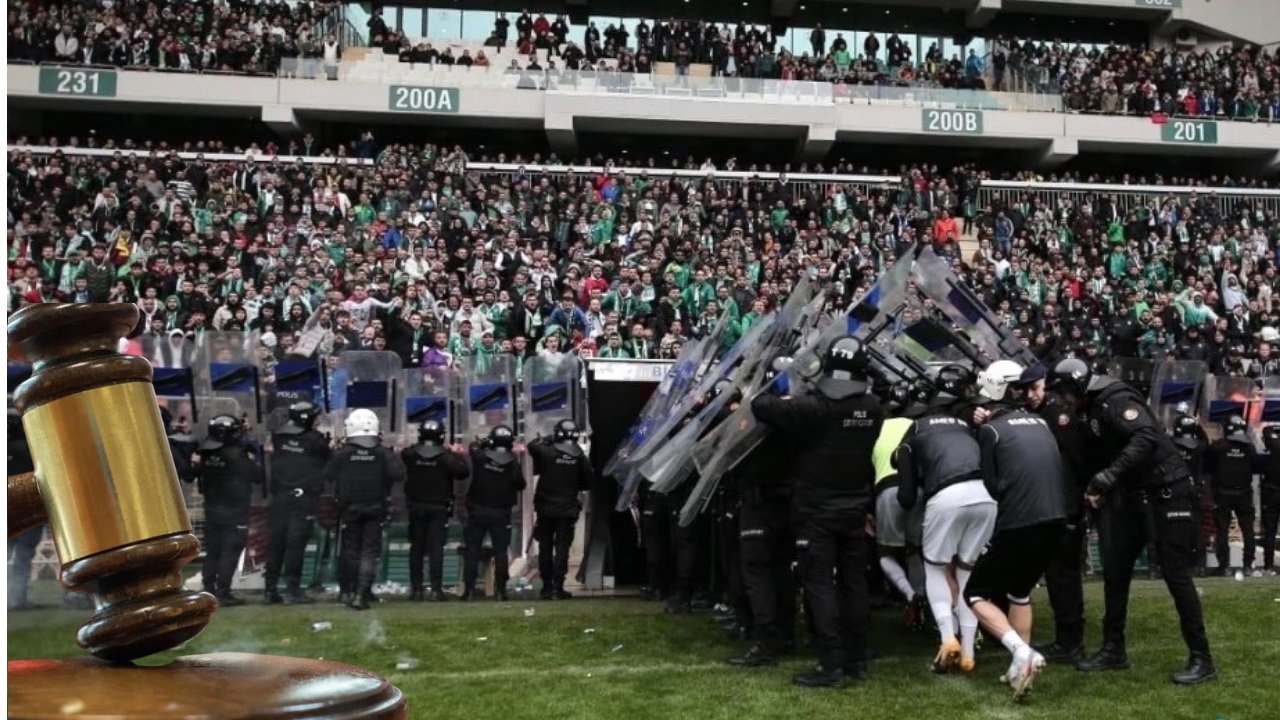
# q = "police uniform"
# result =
<box><xmin>323</xmin><ymin>433</ymin><xmax>407</xmax><ymax>609</ymax></box>
<box><xmin>463</xmin><ymin>436</ymin><xmax>526</xmax><ymax>600</ymax></box>
<box><xmin>727</xmin><ymin>430</ymin><xmax>798</xmax><ymax>666</ymax></box>
<box><xmin>1172</xmin><ymin>417</ymin><xmax>1211</xmax><ymax>576</ymax></box>
<box><xmin>965</xmin><ymin>404</ymin><xmax>1069</xmax><ymax>610</ymax></box>
<box><xmin>8</xmin><ymin>413</ymin><xmax>41</xmax><ymax>610</ymax></box>
<box><xmin>1063</xmin><ymin>365</ymin><xmax>1215</xmax><ymax>683</ymax></box>
<box><xmin>401</xmin><ymin>440</ymin><xmax>469</xmax><ymax>600</ymax></box>
<box><xmin>751</xmin><ymin>338</ymin><xmax>883</xmax><ymax>687</ymax></box>
<box><xmin>527</xmin><ymin>435</ymin><xmax>592</xmax><ymax>599</ymax></box>
<box><xmin>264</xmin><ymin>426</ymin><xmax>331</xmax><ymax>602</ymax></box>
<box><xmin>1029</xmin><ymin>387</ymin><xmax>1091</xmax><ymax>660</ymax></box>
<box><xmin>1205</xmin><ymin>428</ymin><xmax>1260</xmax><ymax>573</ymax></box>
<box><xmin>640</xmin><ymin>482</ymin><xmax>673</xmax><ymax>600</ymax></box>
<box><xmin>197</xmin><ymin>429</ymin><xmax>263</xmax><ymax>602</ymax></box>
<box><xmin>1261</xmin><ymin>428</ymin><xmax>1280</xmax><ymax>574</ymax></box>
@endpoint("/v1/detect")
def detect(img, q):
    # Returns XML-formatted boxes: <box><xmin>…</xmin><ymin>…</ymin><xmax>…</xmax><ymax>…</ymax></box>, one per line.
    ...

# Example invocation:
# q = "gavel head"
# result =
<box><xmin>8</xmin><ymin>303</ymin><xmax>217</xmax><ymax>663</ymax></box>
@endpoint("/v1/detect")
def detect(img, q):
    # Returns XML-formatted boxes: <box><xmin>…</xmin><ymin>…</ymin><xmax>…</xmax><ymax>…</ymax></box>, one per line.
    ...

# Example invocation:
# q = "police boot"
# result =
<box><xmin>726</xmin><ymin>644</ymin><xmax>777</xmax><ymax>667</ymax></box>
<box><xmin>460</xmin><ymin>587</ymin><xmax>479</xmax><ymax>601</ymax></box>
<box><xmin>1171</xmin><ymin>654</ymin><xmax>1217</xmax><ymax>685</ymax></box>
<box><xmin>265</xmin><ymin>588</ymin><xmax>285</xmax><ymax>605</ymax></box>
<box><xmin>843</xmin><ymin>660</ymin><xmax>870</xmax><ymax>682</ymax></box>
<box><xmin>337</xmin><ymin>591</ymin><xmax>352</xmax><ymax>605</ymax></box>
<box><xmin>494</xmin><ymin>589</ymin><xmax>510</xmax><ymax>602</ymax></box>
<box><xmin>793</xmin><ymin>663</ymin><xmax>848</xmax><ymax>689</ymax></box>
<box><xmin>430</xmin><ymin>588</ymin><xmax>449</xmax><ymax>602</ymax></box>
<box><xmin>553</xmin><ymin>582</ymin><xmax>573</xmax><ymax>600</ymax></box>
<box><xmin>540</xmin><ymin>584</ymin><xmax>555</xmax><ymax>601</ymax></box>
<box><xmin>1035</xmin><ymin>641</ymin><xmax>1085</xmax><ymax>665</ymax></box>
<box><xmin>409</xmin><ymin>588</ymin><xmax>425</xmax><ymax>602</ymax></box>
<box><xmin>286</xmin><ymin>586</ymin><xmax>314</xmax><ymax>604</ymax></box>
<box><xmin>664</xmin><ymin>593</ymin><xmax>692</xmax><ymax>614</ymax></box>
<box><xmin>348</xmin><ymin>595</ymin><xmax>371</xmax><ymax>611</ymax></box>
<box><xmin>217</xmin><ymin>593</ymin><xmax>246</xmax><ymax>608</ymax></box>
<box><xmin>1075</xmin><ymin>644</ymin><xmax>1130</xmax><ymax>672</ymax></box>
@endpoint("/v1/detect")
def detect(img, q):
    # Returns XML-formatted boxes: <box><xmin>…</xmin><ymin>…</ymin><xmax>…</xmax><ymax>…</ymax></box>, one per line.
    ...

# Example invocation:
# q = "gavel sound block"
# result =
<box><xmin>7</xmin><ymin>304</ymin><xmax>406</xmax><ymax>719</ymax></box>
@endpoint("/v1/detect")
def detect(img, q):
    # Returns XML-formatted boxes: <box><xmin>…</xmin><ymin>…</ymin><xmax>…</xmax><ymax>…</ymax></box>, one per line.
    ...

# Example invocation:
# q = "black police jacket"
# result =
<box><xmin>8</xmin><ymin>435</ymin><xmax>33</xmax><ymax>475</ymax></box>
<box><xmin>896</xmin><ymin>411</ymin><xmax>982</xmax><ymax>511</ymax></box>
<box><xmin>1082</xmin><ymin>379</ymin><xmax>1190</xmax><ymax>491</ymax></box>
<box><xmin>1262</xmin><ymin>435</ymin><xmax>1280</xmax><ymax>494</ymax></box>
<box><xmin>322</xmin><ymin>443</ymin><xmax>407</xmax><ymax>508</ymax></box>
<box><xmin>751</xmin><ymin>382</ymin><xmax>882</xmax><ymax>518</ymax></box>
<box><xmin>978</xmin><ymin>405</ymin><xmax>1069</xmax><ymax>532</ymax></box>
<box><xmin>269</xmin><ymin>430</ymin><xmax>331</xmax><ymax>495</ymax></box>
<box><xmin>401</xmin><ymin>443</ymin><xmax>469</xmax><ymax>507</ymax></box>
<box><xmin>1206</xmin><ymin>438</ymin><xmax>1259</xmax><ymax>496</ymax></box>
<box><xmin>1034</xmin><ymin>392</ymin><xmax>1090</xmax><ymax>515</ymax></box>
<box><xmin>738</xmin><ymin>430</ymin><xmax>796</xmax><ymax>504</ymax></box>
<box><xmin>199</xmin><ymin>444</ymin><xmax>263</xmax><ymax>512</ymax></box>
<box><xmin>528</xmin><ymin>439</ymin><xmax>592</xmax><ymax>519</ymax></box>
<box><xmin>467</xmin><ymin>443</ymin><xmax>526</xmax><ymax>511</ymax></box>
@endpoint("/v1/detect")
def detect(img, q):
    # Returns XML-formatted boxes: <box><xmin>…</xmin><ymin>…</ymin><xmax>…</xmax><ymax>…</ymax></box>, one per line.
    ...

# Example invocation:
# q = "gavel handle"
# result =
<box><xmin>8</xmin><ymin>472</ymin><xmax>48</xmax><ymax>538</ymax></box>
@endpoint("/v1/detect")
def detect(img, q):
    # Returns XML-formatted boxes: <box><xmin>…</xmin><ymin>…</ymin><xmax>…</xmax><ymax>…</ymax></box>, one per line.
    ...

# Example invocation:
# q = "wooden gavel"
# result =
<box><xmin>7</xmin><ymin>303</ymin><xmax>217</xmax><ymax>662</ymax></box>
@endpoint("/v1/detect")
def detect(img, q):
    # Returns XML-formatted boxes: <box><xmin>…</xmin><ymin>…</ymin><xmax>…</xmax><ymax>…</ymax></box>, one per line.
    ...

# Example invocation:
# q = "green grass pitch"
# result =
<box><xmin>8</xmin><ymin>578</ymin><xmax>1279</xmax><ymax>720</ymax></box>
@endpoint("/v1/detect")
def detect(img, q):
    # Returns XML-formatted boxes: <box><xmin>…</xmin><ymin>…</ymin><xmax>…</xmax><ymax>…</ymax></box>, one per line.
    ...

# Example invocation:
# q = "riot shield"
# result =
<box><xmin>1109</xmin><ymin>358</ymin><xmax>1157</xmax><ymax>402</ymax></box>
<box><xmin>400</xmin><ymin>365</ymin><xmax>460</xmax><ymax>447</ymax></box>
<box><xmin>1259</xmin><ymin>377</ymin><xmax>1280</xmax><ymax>428</ymax></box>
<box><xmin>1150</xmin><ymin>361</ymin><xmax>1209</xmax><ymax>430</ymax></box>
<box><xmin>261</xmin><ymin>353</ymin><xmax>328</xmax><ymax>420</ymax></box>
<box><xmin>199</xmin><ymin>331</ymin><xmax>266</xmax><ymax>443</ymax></box>
<box><xmin>1202</xmin><ymin>373</ymin><xmax>1258</xmax><ymax>434</ymax></box>
<box><xmin>330</xmin><ymin>350</ymin><xmax>404</xmax><ymax>443</ymax></box>
<box><xmin>521</xmin><ymin>354</ymin><xmax>584</xmax><ymax>442</ymax></box>
<box><xmin>459</xmin><ymin>352</ymin><xmax>518</xmax><ymax>442</ymax></box>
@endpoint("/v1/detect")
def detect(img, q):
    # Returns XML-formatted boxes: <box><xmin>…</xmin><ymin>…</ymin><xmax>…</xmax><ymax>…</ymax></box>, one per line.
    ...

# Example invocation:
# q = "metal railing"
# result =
<box><xmin>978</xmin><ymin>180</ymin><xmax>1280</xmax><ymax>220</ymax></box>
<box><xmin>5</xmin><ymin>144</ymin><xmax>375</xmax><ymax>166</ymax></box>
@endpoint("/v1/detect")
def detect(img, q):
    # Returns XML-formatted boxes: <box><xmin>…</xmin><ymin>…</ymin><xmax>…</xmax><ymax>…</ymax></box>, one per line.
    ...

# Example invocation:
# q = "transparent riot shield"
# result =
<box><xmin>400</xmin><ymin>365</ymin><xmax>460</xmax><ymax>447</ymax></box>
<box><xmin>1259</xmin><ymin>377</ymin><xmax>1280</xmax><ymax>428</ymax></box>
<box><xmin>1109</xmin><ymin>358</ymin><xmax>1157</xmax><ymax>402</ymax></box>
<box><xmin>261</xmin><ymin>353</ymin><xmax>327</xmax><ymax>420</ymax></box>
<box><xmin>199</xmin><ymin>331</ymin><xmax>265</xmax><ymax>442</ymax></box>
<box><xmin>1150</xmin><ymin>361</ymin><xmax>1209</xmax><ymax>430</ymax></box>
<box><xmin>1203</xmin><ymin>373</ymin><xmax>1258</xmax><ymax>434</ymax></box>
<box><xmin>521</xmin><ymin>354</ymin><xmax>584</xmax><ymax>442</ymax></box>
<box><xmin>330</xmin><ymin>350</ymin><xmax>404</xmax><ymax>442</ymax></box>
<box><xmin>459</xmin><ymin>353</ymin><xmax>517</xmax><ymax>442</ymax></box>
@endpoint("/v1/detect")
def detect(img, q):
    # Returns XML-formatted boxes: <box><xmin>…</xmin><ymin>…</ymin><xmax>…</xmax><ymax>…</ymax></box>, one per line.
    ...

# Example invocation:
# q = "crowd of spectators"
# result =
<box><xmin>7</xmin><ymin>0</ymin><xmax>342</xmax><ymax>75</ymax></box>
<box><xmin>7</xmin><ymin>132</ymin><xmax>1280</xmax><ymax>382</ymax></box>
<box><xmin>995</xmin><ymin>38</ymin><xmax>1280</xmax><ymax>121</ymax></box>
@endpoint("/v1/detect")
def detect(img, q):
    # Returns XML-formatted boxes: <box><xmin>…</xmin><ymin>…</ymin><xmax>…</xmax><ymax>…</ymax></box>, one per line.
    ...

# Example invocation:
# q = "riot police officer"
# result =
<box><xmin>1206</xmin><ymin>415</ymin><xmax>1260</xmax><ymax>576</ymax></box>
<box><xmin>1050</xmin><ymin>359</ymin><xmax>1216</xmax><ymax>684</ymax></box>
<box><xmin>264</xmin><ymin>402</ymin><xmax>330</xmax><ymax>604</ymax></box>
<box><xmin>322</xmin><ymin>409</ymin><xmax>407</xmax><ymax>611</ymax></box>
<box><xmin>1017</xmin><ymin>364</ymin><xmax>1090</xmax><ymax>663</ymax></box>
<box><xmin>1171</xmin><ymin>413</ymin><xmax>1211</xmax><ymax>577</ymax></box>
<box><xmin>8</xmin><ymin>409</ymin><xmax>41</xmax><ymax>611</ymax></box>
<box><xmin>751</xmin><ymin>337</ymin><xmax>883</xmax><ymax>688</ymax></box>
<box><xmin>528</xmin><ymin>419</ymin><xmax>593</xmax><ymax>600</ymax></box>
<box><xmin>462</xmin><ymin>425</ymin><xmax>526</xmax><ymax>601</ymax></box>
<box><xmin>1260</xmin><ymin>425</ymin><xmax>1280</xmax><ymax>576</ymax></box>
<box><xmin>194</xmin><ymin>415</ymin><xmax>263</xmax><ymax>606</ymax></box>
<box><xmin>401</xmin><ymin>419</ymin><xmax>469</xmax><ymax>601</ymax></box>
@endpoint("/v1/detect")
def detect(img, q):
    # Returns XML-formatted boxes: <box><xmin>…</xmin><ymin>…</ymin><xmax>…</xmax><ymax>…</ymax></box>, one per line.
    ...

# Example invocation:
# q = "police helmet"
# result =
<box><xmin>205</xmin><ymin>415</ymin><xmax>244</xmax><ymax>449</ymax></box>
<box><xmin>553</xmin><ymin>418</ymin><xmax>579</xmax><ymax>443</ymax></box>
<box><xmin>489</xmin><ymin>424</ymin><xmax>515</xmax><ymax>450</ymax></box>
<box><xmin>1173</xmin><ymin>414</ymin><xmax>1200</xmax><ymax>438</ymax></box>
<box><xmin>1223</xmin><ymin>415</ymin><xmax>1249</xmax><ymax>441</ymax></box>
<box><xmin>934</xmin><ymin>364</ymin><xmax>976</xmax><ymax>402</ymax></box>
<box><xmin>884</xmin><ymin>381</ymin><xmax>911</xmax><ymax>414</ymax></box>
<box><xmin>344</xmin><ymin>408</ymin><xmax>380</xmax><ymax>448</ymax></box>
<box><xmin>824</xmin><ymin>337</ymin><xmax>868</xmax><ymax>381</ymax></box>
<box><xmin>904</xmin><ymin>377</ymin><xmax>937</xmax><ymax>417</ymax></box>
<box><xmin>1050</xmin><ymin>358</ymin><xmax>1092</xmax><ymax>399</ymax></box>
<box><xmin>419</xmin><ymin>419</ymin><xmax>446</xmax><ymax>444</ymax></box>
<box><xmin>280</xmin><ymin>401</ymin><xmax>319</xmax><ymax>435</ymax></box>
<box><xmin>1263</xmin><ymin>424</ymin><xmax>1280</xmax><ymax>442</ymax></box>
<box><xmin>976</xmin><ymin>360</ymin><xmax>1025</xmax><ymax>404</ymax></box>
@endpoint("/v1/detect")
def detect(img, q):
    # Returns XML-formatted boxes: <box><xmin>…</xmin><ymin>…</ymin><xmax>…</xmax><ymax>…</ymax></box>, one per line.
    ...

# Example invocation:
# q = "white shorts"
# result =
<box><xmin>876</xmin><ymin>484</ymin><xmax>923</xmax><ymax>548</ymax></box>
<box><xmin>922</xmin><ymin>480</ymin><xmax>997</xmax><ymax>567</ymax></box>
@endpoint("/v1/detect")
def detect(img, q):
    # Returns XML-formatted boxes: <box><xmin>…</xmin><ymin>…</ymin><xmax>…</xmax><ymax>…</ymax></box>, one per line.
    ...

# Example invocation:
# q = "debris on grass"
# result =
<box><xmin>476</xmin><ymin>636</ymin><xmax>489</xmax><ymax>642</ymax></box>
<box><xmin>611</xmin><ymin>644</ymin><xmax>624</xmax><ymax>653</ymax></box>
<box><xmin>583</xmin><ymin>628</ymin><xmax>597</xmax><ymax>634</ymax></box>
<box><xmin>310</xmin><ymin>621</ymin><xmax>333</xmax><ymax>633</ymax></box>
<box><xmin>524</xmin><ymin>608</ymin><xmax>537</xmax><ymax>618</ymax></box>
<box><xmin>395</xmin><ymin>657</ymin><xmax>420</xmax><ymax>671</ymax></box>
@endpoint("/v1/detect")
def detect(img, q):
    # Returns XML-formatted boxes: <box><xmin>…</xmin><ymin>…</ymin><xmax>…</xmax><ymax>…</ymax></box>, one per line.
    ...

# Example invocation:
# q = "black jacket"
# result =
<box><xmin>1205</xmin><ymin>438</ymin><xmax>1260</xmax><ymax>496</ymax></box>
<box><xmin>1262</xmin><ymin>434</ymin><xmax>1280</xmax><ymax>495</ymax></box>
<box><xmin>401</xmin><ymin>443</ymin><xmax>470</xmax><ymax>507</ymax></box>
<box><xmin>528</xmin><ymin>439</ymin><xmax>592</xmax><ymax>518</ymax></box>
<box><xmin>323</xmin><ymin>443</ymin><xmax>406</xmax><ymax>508</ymax></box>
<box><xmin>978</xmin><ymin>405</ymin><xmax>1068</xmax><ymax>531</ymax></box>
<box><xmin>467</xmin><ymin>442</ymin><xmax>526</xmax><ymax>511</ymax></box>
<box><xmin>1033</xmin><ymin>392</ymin><xmax>1090</xmax><ymax>516</ymax></box>
<box><xmin>896</xmin><ymin>411</ymin><xmax>982</xmax><ymax>510</ymax></box>
<box><xmin>198</xmin><ymin>444</ymin><xmax>264</xmax><ymax>512</ymax></box>
<box><xmin>751</xmin><ymin>383</ymin><xmax>882</xmax><ymax>518</ymax></box>
<box><xmin>737</xmin><ymin>430</ymin><xmax>796</xmax><ymax>504</ymax></box>
<box><xmin>269</xmin><ymin>430</ymin><xmax>331</xmax><ymax>495</ymax></box>
<box><xmin>1082</xmin><ymin>379</ymin><xmax>1191</xmax><ymax>492</ymax></box>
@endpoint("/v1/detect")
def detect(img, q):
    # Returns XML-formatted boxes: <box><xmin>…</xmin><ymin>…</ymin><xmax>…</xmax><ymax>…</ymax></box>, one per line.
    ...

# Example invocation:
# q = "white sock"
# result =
<box><xmin>880</xmin><ymin>556</ymin><xmax>915</xmax><ymax>601</ymax></box>
<box><xmin>1001</xmin><ymin>629</ymin><xmax>1029</xmax><ymax>657</ymax></box>
<box><xmin>925</xmin><ymin>563</ymin><xmax>955</xmax><ymax>642</ymax></box>
<box><xmin>907</xmin><ymin>554</ymin><xmax>925</xmax><ymax>596</ymax></box>
<box><xmin>954</xmin><ymin>567</ymin><xmax>978</xmax><ymax>659</ymax></box>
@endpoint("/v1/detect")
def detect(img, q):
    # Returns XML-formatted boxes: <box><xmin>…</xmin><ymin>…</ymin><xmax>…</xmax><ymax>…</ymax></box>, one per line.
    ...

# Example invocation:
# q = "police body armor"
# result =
<box><xmin>1084</xmin><ymin>379</ymin><xmax>1190</xmax><ymax>492</ymax></box>
<box><xmin>1035</xmin><ymin>393</ymin><xmax>1091</xmax><ymax>515</ymax></box>
<box><xmin>332</xmin><ymin>444</ymin><xmax>397</xmax><ymax>509</ymax></box>
<box><xmin>468</xmin><ymin>444</ymin><xmax>525</xmax><ymax>515</ymax></box>
<box><xmin>798</xmin><ymin>377</ymin><xmax>881</xmax><ymax>517</ymax></box>
<box><xmin>403</xmin><ymin>443</ymin><xmax>468</xmax><ymax>511</ymax></box>
<box><xmin>1207</xmin><ymin>437</ymin><xmax>1256</xmax><ymax>497</ymax></box>
<box><xmin>200</xmin><ymin>445</ymin><xmax>258</xmax><ymax>514</ymax></box>
<box><xmin>270</xmin><ymin>430</ymin><xmax>329</xmax><ymax>497</ymax></box>
<box><xmin>530</xmin><ymin>440</ymin><xmax>591</xmax><ymax>519</ymax></box>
